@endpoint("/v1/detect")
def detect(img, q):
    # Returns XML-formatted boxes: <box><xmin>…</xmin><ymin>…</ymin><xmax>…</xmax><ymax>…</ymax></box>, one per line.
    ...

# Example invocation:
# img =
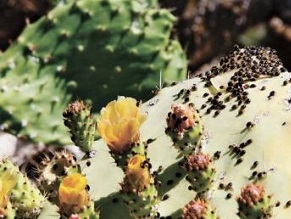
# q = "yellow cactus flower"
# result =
<box><xmin>122</xmin><ymin>154</ymin><xmax>151</xmax><ymax>193</ymax></box>
<box><xmin>58</xmin><ymin>173</ymin><xmax>89</xmax><ymax>214</ymax></box>
<box><xmin>97</xmin><ymin>96</ymin><xmax>147</xmax><ymax>153</ymax></box>
<box><xmin>0</xmin><ymin>170</ymin><xmax>17</xmax><ymax>217</ymax></box>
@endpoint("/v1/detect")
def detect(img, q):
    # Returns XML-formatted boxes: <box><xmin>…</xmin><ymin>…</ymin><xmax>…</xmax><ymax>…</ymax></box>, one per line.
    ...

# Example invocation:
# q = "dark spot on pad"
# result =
<box><xmin>226</xmin><ymin>193</ymin><xmax>232</xmax><ymax>199</ymax></box>
<box><xmin>166</xmin><ymin>180</ymin><xmax>174</xmax><ymax>186</ymax></box>
<box><xmin>112</xmin><ymin>198</ymin><xmax>119</xmax><ymax>203</ymax></box>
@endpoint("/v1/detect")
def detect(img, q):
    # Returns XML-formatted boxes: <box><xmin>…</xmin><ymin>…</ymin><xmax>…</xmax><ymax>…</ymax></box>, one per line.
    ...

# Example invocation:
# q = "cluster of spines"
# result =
<box><xmin>24</xmin><ymin>148</ymin><xmax>77</xmax><ymax>202</ymax></box>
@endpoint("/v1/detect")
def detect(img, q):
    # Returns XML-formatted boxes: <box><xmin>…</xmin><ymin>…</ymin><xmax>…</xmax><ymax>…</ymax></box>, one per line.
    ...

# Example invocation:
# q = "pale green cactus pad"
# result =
<box><xmin>36</xmin><ymin>46</ymin><xmax>291</xmax><ymax>218</ymax></box>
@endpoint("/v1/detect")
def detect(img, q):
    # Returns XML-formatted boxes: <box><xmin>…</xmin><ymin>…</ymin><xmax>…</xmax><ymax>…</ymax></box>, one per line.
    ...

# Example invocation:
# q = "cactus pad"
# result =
<box><xmin>0</xmin><ymin>0</ymin><xmax>186</xmax><ymax>145</ymax></box>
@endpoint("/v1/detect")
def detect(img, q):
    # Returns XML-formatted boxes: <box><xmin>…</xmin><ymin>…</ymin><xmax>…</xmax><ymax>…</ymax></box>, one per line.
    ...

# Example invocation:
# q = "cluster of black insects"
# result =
<box><xmin>197</xmin><ymin>45</ymin><xmax>290</xmax><ymax>117</ymax></box>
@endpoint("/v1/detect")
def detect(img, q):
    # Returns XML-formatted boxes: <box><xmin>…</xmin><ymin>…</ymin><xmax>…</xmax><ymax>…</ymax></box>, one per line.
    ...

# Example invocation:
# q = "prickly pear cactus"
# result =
<box><xmin>5</xmin><ymin>45</ymin><xmax>291</xmax><ymax>218</ymax></box>
<box><xmin>0</xmin><ymin>0</ymin><xmax>186</xmax><ymax>145</ymax></box>
<box><xmin>56</xmin><ymin>47</ymin><xmax>291</xmax><ymax>218</ymax></box>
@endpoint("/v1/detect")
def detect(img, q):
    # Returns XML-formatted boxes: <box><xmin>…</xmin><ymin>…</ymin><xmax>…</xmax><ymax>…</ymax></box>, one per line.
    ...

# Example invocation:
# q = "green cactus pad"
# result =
<box><xmin>0</xmin><ymin>0</ymin><xmax>186</xmax><ymax>145</ymax></box>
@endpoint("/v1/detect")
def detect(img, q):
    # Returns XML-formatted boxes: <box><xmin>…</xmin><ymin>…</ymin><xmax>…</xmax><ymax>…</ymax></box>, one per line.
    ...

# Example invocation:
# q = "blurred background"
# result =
<box><xmin>1</xmin><ymin>0</ymin><xmax>291</xmax><ymax>72</ymax></box>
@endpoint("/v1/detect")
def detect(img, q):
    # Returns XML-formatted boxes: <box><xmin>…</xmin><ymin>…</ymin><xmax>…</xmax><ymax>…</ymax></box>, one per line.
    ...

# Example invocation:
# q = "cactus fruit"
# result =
<box><xmin>165</xmin><ymin>103</ymin><xmax>204</xmax><ymax>157</ymax></box>
<box><xmin>121</xmin><ymin>154</ymin><xmax>159</xmax><ymax>219</ymax></box>
<box><xmin>184</xmin><ymin>152</ymin><xmax>215</xmax><ymax>194</ymax></box>
<box><xmin>63</xmin><ymin>100</ymin><xmax>96</xmax><ymax>153</ymax></box>
<box><xmin>0</xmin><ymin>0</ymin><xmax>186</xmax><ymax>145</ymax></box>
<box><xmin>182</xmin><ymin>197</ymin><xmax>217</xmax><ymax>219</ymax></box>
<box><xmin>237</xmin><ymin>183</ymin><xmax>272</xmax><ymax>218</ymax></box>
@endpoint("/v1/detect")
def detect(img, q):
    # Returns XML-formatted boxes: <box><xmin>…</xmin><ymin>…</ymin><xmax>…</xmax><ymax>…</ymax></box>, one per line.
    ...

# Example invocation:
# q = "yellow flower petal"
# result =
<box><xmin>0</xmin><ymin>170</ymin><xmax>16</xmax><ymax>197</ymax></box>
<box><xmin>97</xmin><ymin>96</ymin><xmax>146</xmax><ymax>153</ymax></box>
<box><xmin>58</xmin><ymin>173</ymin><xmax>89</xmax><ymax>214</ymax></box>
<box><xmin>0</xmin><ymin>170</ymin><xmax>17</xmax><ymax>217</ymax></box>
